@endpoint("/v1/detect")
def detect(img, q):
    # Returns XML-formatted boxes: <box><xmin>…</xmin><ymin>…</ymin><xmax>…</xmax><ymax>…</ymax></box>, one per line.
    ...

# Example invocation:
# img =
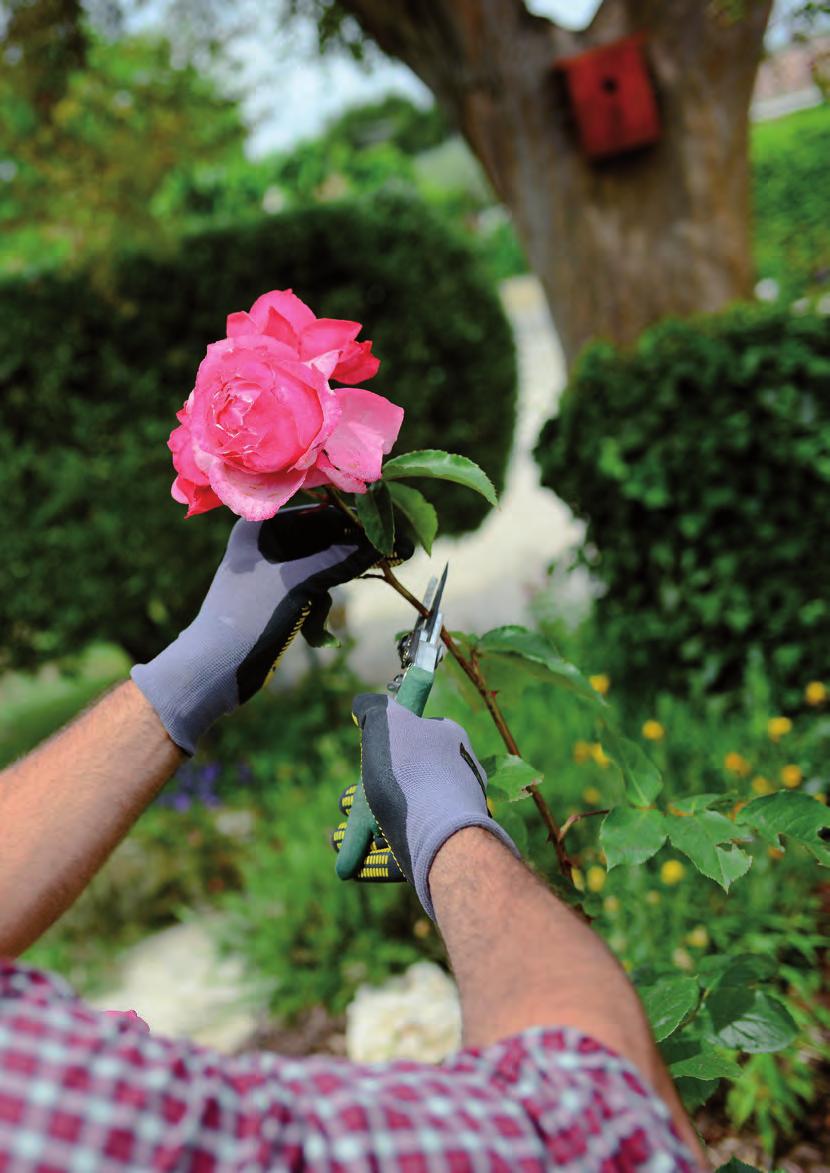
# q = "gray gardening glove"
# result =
<box><xmin>352</xmin><ymin>693</ymin><xmax>520</xmax><ymax>919</ymax></box>
<box><xmin>133</xmin><ymin>505</ymin><xmax>395</xmax><ymax>755</ymax></box>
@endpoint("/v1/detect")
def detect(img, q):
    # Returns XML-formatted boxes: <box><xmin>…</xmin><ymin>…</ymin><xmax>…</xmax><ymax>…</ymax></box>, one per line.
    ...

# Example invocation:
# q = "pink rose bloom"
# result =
<box><xmin>169</xmin><ymin>290</ymin><xmax>404</xmax><ymax>522</ymax></box>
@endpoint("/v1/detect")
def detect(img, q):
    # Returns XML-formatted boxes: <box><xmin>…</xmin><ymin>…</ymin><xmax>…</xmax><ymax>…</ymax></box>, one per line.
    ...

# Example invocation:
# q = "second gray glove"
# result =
<box><xmin>352</xmin><ymin>693</ymin><xmax>520</xmax><ymax>920</ymax></box>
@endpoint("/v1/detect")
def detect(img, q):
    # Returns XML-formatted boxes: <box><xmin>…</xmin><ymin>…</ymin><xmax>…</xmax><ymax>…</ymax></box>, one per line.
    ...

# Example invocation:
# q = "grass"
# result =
<box><xmin>752</xmin><ymin>102</ymin><xmax>830</xmax><ymax>300</ymax></box>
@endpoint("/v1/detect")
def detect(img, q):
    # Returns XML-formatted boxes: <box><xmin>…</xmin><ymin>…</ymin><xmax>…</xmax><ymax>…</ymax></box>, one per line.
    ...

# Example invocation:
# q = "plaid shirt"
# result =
<box><xmin>0</xmin><ymin>962</ymin><xmax>697</xmax><ymax>1171</ymax></box>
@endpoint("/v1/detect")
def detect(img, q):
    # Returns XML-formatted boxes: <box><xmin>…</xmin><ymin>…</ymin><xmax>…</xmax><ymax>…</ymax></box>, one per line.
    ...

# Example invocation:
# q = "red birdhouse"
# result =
<box><xmin>555</xmin><ymin>34</ymin><xmax>660</xmax><ymax>161</ymax></box>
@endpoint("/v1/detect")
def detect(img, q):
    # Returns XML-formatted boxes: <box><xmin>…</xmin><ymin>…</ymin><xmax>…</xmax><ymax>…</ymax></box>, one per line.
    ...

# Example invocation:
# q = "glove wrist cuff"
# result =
<box><xmin>131</xmin><ymin>626</ymin><xmax>239</xmax><ymax>756</ymax></box>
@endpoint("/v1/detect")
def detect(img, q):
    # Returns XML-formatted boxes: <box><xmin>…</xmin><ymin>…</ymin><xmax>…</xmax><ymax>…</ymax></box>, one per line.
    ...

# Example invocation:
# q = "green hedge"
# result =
<box><xmin>535</xmin><ymin>305</ymin><xmax>830</xmax><ymax>705</ymax></box>
<box><xmin>1</xmin><ymin>194</ymin><xmax>516</xmax><ymax>670</ymax></box>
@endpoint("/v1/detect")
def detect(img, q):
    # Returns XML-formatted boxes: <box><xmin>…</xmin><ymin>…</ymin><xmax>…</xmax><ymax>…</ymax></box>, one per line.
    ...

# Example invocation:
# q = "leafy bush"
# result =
<box><xmin>0</xmin><ymin>193</ymin><xmax>516</xmax><ymax>669</ymax></box>
<box><xmin>534</xmin><ymin>305</ymin><xmax>830</xmax><ymax>706</ymax></box>
<box><xmin>752</xmin><ymin>103</ymin><xmax>830</xmax><ymax>302</ymax></box>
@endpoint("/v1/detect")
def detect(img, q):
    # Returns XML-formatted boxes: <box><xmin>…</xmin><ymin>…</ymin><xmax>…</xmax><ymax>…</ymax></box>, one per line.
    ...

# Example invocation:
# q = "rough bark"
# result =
<box><xmin>339</xmin><ymin>0</ymin><xmax>772</xmax><ymax>364</ymax></box>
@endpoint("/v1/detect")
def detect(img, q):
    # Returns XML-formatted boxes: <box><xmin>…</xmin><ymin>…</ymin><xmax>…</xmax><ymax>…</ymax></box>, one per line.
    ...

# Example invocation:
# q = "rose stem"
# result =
<box><xmin>323</xmin><ymin>487</ymin><xmax>574</xmax><ymax>880</ymax></box>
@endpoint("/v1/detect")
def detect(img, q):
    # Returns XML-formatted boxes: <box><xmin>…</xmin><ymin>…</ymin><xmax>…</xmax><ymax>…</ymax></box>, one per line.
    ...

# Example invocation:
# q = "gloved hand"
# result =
<box><xmin>132</xmin><ymin>505</ymin><xmax>398</xmax><ymax>754</ymax></box>
<box><xmin>352</xmin><ymin>693</ymin><xmax>520</xmax><ymax>919</ymax></box>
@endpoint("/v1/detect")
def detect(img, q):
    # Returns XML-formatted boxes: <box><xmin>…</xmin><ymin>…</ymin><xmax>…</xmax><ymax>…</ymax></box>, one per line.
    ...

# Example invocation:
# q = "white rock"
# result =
<box><xmin>89</xmin><ymin>918</ymin><xmax>263</xmax><ymax>1053</ymax></box>
<box><xmin>346</xmin><ymin>961</ymin><xmax>462</xmax><ymax>1064</ymax></box>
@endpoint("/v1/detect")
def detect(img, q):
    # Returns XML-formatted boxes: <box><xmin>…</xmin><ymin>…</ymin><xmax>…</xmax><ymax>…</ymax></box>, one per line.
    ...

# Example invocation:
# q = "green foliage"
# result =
<box><xmin>535</xmin><ymin>304</ymin><xmax>830</xmax><ymax>706</ymax></box>
<box><xmin>430</xmin><ymin>618</ymin><xmax>829</xmax><ymax>1153</ymax></box>
<box><xmin>752</xmin><ymin>104</ymin><xmax>830</xmax><ymax>302</ymax></box>
<box><xmin>0</xmin><ymin>29</ymin><xmax>245</xmax><ymax>273</ymax></box>
<box><xmin>321</xmin><ymin>94</ymin><xmax>451</xmax><ymax>157</ymax></box>
<box><xmin>0</xmin><ymin>194</ymin><xmax>516</xmax><ymax>669</ymax></box>
<box><xmin>218</xmin><ymin>762</ymin><xmax>434</xmax><ymax>1018</ymax></box>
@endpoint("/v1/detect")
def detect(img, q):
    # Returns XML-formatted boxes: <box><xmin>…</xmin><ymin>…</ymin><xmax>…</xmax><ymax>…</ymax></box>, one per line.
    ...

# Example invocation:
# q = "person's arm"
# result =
<box><xmin>430</xmin><ymin>829</ymin><xmax>706</xmax><ymax>1164</ymax></box>
<box><xmin>0</xmin><ymin>682</ymin><xmax>180</xmax><ymax>957</ymax></box>
<box><xmin>351</xmin><ymin>694</ymin><xmax>707</xmax><ymax>1167</ymax></box>
<box><xmin>0</xmin><ymin>505</ymin><xmax>390</xmax><ymax>958</ymax></box>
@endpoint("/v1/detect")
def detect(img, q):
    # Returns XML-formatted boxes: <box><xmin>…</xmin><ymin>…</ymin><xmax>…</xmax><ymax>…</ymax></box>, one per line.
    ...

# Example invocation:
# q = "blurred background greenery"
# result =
<box><xmin>2</xmin><ymin>0</ymin><xmax>830</xmax><ymax>1165</ymax></box>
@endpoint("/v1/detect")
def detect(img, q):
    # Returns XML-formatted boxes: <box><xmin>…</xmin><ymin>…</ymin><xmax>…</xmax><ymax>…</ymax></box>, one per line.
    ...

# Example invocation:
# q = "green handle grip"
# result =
<box><xmin>335</xmin><ymin>665</ymin><xmax>435</xmax><ymax>881</ymax></box>
<box><xmin>394</xmin><ymin>665</ymin><xmax>433</xmax><ymax>717</ymax></box>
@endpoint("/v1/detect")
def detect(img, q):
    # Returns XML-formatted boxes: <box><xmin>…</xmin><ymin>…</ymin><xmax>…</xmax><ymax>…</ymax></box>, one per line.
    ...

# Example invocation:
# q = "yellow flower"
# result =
<box><xmin>591</xmin><ymin>743</ymin><xmax>611</xmax><ymax>769</ymax></box>
<box><xmin>589</xmin><ymin>674</ymin><xmax>610</xmax><ymax>696</ymax></box>
<box><xmin>805</xmin><ymin>681</ymin><xmax>827</xmax><ymax>706</ymax></box>
<box><xmin>767</xmin><ymin>716</ymin><xmax>793</xmax><ymax>742</ymax></box>
<box><xmin>673</xmin><ymin>948</ymin><xmax>694</xmax><ymax>972</ymax></box>
<box><xmin>586</xmin><ymin>866</ymin><xmax>606</xmax><ymax>893</ymax></box>
<box><xmin>751</xmin><ymin>775</ymin><xmax>775</xmax><ymax>796</ymax></box>
<box><xmin>413</xmin><ymin>918</ymin><xmax>431</xmax><ymax>939</ymax></box>
<box><xmin>582</xmin><ymin>786</ymin><xmax>602</xmax><ymax>805</ymax></box>
<box><xmin>660</xmin><ymin>860</ymin><xmax>685</xmax><ymax>886</ymax></box>
<box><xmin>571</xmin><ymin>868</ymin><xmax>585</xmax><ymax>892</ymax></box>
<box><xmin>780</xmin><ymin>764</ymin><xmax>803</xmax><ymax>789</ymax></box>
<box><xmin>572</xmin><ymin>740</ymin><xmax>592</xmax><ymax>764</ymax></box>
<box><xmin>642</xmin><ymin>719</ymin><xmax>665</xmax><ymax>742</ymax></box>
<box><xmin>645</xmin><ymin>889</ymin><xmax>661</xmax><ymax>906</ymax></box>
<box><xmin>603</xmin><ymin>895</ymin><xmax>621</xmax><ymax>914</ymax></box>
<box><xmin>685</xmin><ymin>925</ymin><xmax>709</xmax><ymax>949</ymax></box>
<box><xmin>724</xmin><ymin>752</ymin><xmax>751</xmax><ymax>778</ymax></box>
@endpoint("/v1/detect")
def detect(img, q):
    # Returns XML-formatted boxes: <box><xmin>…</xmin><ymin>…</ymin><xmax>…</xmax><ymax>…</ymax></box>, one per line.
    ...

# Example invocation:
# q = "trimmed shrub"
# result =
<box><xmin>534</xmin><ymin>305</ymin><xmax>830</xmax><ymax>705</ymax></box>
<box><xmin>1</xmin><ymin>194</ymin><xmax>516</xmax><ymax>669</ymax></box>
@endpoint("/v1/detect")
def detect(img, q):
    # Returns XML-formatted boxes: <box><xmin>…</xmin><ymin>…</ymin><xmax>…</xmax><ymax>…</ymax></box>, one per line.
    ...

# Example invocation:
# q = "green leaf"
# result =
<box><xmin>478</xmin><ymin>627</ymin><xmax>602</xmax><ymax>706</ymax></box>
<box><xmin>698</xmin><ymin>952</ymin><xmax>776</xmax><ymax>990</ymax></box>
<box><xmin>386</xmin><ymin>482</ymin><xmax>438</xmax><ymax>555</ymax></box>
<box><xmin>669</xmin><ymin>1049</ymin><xmax>742</xmax><ymax>1081</ymax></box>
<box><xmin>675</xmin><ymin>1076</ymin><xmax>720</xmax><ymax>1113</ymax></box>
<box><xmin>481</xmin><ymin>754</ymin><xmax>541</xmax><ymax>801</ymax></box>
<box><xmin>354</xmin><ymin>483</ymin><xmax>395</xmax><ymax>556</ymax></box>
<box><xmin>666</xmin><ymin>811</ymin><xmax>752</xmax><ymax>891</ymax></box>
<box><xmin>601</xmin><ymin>807</ymin><xmax>667</xmax><ymax>870</ymax></box>
<box><xmin>670</xmin><ymin>793</ymin><xmax>729</xmax><ymax>815</ymax></box>
<box><xmin>707</xmin><ymin>987</ymin><xmax>798</xmax><ymax>1053</ymax></box>
<box><xmin>489</xmin><ymin>795</ymin><xmax>529</xmax><ymax>854</ymax></box>
<box><xmin>638</xmin><ymin>975</ymin><xmax>699</xmax><ymax>1041</ymax></box>
<box><xmin>382</xmin><ymin>449</ymin><xmax>497</xmax><ymax>506</ymax></box>
<box><xmin>714</xmin><ymin>1161</ymin><xmax>763</xmax><ymax>1173</ymax></box>
<box><xmin>601</xmin><ymin>728</ymin><xmax>663</xmax><ymax>806</ymax></box>
<box><xmin>736</xmin><ymin>791</ymin><xmax>830</xmax><ymax>864</ymax></box>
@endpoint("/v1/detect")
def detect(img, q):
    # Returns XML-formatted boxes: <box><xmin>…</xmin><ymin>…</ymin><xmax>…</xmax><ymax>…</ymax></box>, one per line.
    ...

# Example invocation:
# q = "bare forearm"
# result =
<box><xmin>430</xmin><ymin>828</ymin><xmax>706</xmax><ymax>1165</ymax></box>
<box><xmin>0</xmin><ymin>681</ymin><xmax>181</xmax><ymax>957</ymax></box>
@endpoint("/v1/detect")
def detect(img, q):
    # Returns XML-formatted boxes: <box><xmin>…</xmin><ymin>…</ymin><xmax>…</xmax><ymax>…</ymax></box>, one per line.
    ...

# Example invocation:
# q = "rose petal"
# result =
<box><xmin>204</xmin><ymin>457</ymin><xmax>309</xmax><ymax>522</ymax></box>
<box><xmin>171</xmin><ymin>475</ymin><xmax>222</xmax><ymax>517</ymax></box>
<box><xmin>299</xmin><ymin>318</ymin><xmax>361</xmax><ymax>363</ymax></box>
<box><xmin>249</xmin><ymin>290</ymin><xmax>316</xmax><ymax>334</ymax></box>
<box><xmin>308</xmin><ymin>349</ymin><xmax>340</xmax><ymax>380</ymax></box>
<box><xmin>105</xmin><ymin>1009</ymin><xmax>151</xmax><ymax>1034</ymax></box>
<box><xmin>332</xmin><ymin>339</ymin><xmax>380</xmax><ymax>384</ymax></box>
<box><xmin>303</xmin><ymin>453</ymin><xmax>366</xmax><ymax>494</ymax></box>
<box><xmin>260</xmin><ymin>307</ymin><xmax>300</xmax><ymax>351</ymax></box>
<box><xmin>323</xmin><ymin>388</ymin><xmax>404</xmax><ymax>484</ymax></box>
<box><xmin>168</xmin><ymin>411</ymin><xmax>211</xmax><ymax>488</ymax></box>
<box><xmin>226</xmin><ymin>311</ymin><xmax>258</xmax><ymax>339</ymax></box>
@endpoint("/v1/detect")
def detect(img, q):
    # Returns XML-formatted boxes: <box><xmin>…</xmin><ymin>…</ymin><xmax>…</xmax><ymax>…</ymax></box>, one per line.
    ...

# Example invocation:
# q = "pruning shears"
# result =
<box><xmin>332</xmin><ymin>564</ymin><xmax>449</xmax><ymax>882</ymax></box>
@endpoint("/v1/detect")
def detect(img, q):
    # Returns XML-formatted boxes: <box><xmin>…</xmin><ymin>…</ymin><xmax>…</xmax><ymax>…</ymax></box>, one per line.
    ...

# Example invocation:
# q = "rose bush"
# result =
<box><xmin>169</xmin><ymin>290</ymin><xmax>404</xmax><ymax>521</ymax></box>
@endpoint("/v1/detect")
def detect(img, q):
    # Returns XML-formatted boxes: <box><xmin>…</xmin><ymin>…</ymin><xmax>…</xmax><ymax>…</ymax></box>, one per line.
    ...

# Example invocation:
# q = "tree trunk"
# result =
<box><xmin>340</xmin><ymin>0</ymin><xmax>772</xmax><ymax>365</ymax></box>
